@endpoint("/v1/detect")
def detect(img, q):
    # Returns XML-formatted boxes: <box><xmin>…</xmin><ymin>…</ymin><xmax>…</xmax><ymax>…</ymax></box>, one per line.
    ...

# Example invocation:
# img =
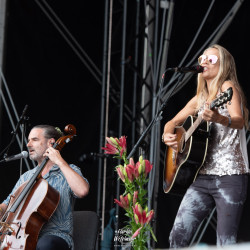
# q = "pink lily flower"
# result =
<box><xmin>146</xmin><ymin>210</ymin><xmax>154</xmax><ymax>224</ymax></box>
<box><xmin>116</xmin><ymin>165</ymin><xmax>125</xmax><ymax>182</ymax></box>
<box><xmin>125</xmin><ymin>164</ymin><xmax>135</xmax><ymax>183</ymax></box>
<box><xmin>102</xmin><ymin>138</ymin><xmax>119</xmax><ymax>155</ymax></box>
<box><xmin>127</xmin><ymin>158</ymin><xmax>140</xmax><ymax>179</ymax></box>
<box><xmin>114</xmin><ymin>194</ymin><xmax>130</xmax><ymax>210</ymax></box>
<box><xmin>133</xmin><ymin>191</ymin><xmax>138</xmax><ymax>206</ymax></box>
<box><xmin>136</xmin><ymin>156</ymin><xmax>153</xmax><ymax>177</ymax></box>
<box><xmin>131</xmin><ymin>226</ymin><xmax>143</xmax><ymax>239</ymax></box>
<box><xmin>117</xmin><ymin>136</ymin><xmax>127</xmax><ymax>157</ymax></box>
<box><xmin>133</xmin><ymin>203</ymin><xmax>146</xmax><ymax>225</ymax></box>
<box><xmin>102</xmin><ymin>136</ymin><xmax>127</xmax><ymax>158</ymax></box>
<box><xmin>134</xmin><ymin>161</ymin><xmax>140</xmax><ymax>178</ymax></box>
<box><xmin>106</xmin><ymin>137</ymin><xmax>119</xmax><ymax>147</ymax></box>
<box><xmin>129</xmin><ymin>157</ymin><xmax>135</xmax><ymax>166</ymax></box>
<box><xmin>133</xmin><ymin>203</ymin><xmax>154</xmax><ymax>226</ymax></box>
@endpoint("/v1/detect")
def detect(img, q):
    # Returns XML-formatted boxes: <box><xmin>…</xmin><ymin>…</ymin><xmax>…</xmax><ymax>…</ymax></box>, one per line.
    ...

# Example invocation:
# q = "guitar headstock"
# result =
<box><xmin>210</xmin><ymin>87</ymin><xmax>233</xmax><ymax>109</ymax></box>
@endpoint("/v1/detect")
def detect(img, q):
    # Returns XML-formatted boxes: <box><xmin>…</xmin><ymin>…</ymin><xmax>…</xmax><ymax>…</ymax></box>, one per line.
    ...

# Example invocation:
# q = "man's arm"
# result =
<box><xmin>44</xmin><ymin>147</ymin><xmax>89</xmax><ymax>198</ymax></box>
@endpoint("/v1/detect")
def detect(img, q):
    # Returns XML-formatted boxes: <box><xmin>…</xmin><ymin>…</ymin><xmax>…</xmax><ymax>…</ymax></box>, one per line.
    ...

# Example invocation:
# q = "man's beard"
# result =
<box><xmin>29</xmin><ymin>152</ymin><xmax>42</xmax><ymax>162</ymax></box>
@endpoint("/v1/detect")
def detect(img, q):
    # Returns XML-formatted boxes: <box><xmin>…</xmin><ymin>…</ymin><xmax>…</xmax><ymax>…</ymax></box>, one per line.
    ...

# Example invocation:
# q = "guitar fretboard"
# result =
<box><xmin>185</xmin><ymin>115</ymin><xmax>203</xmax><ymax>142</ymax></box>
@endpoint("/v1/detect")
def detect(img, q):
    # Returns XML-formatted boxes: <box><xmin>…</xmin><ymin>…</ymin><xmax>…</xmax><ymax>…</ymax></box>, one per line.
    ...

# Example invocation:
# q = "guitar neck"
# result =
<box><xmin>184</xmin><ymin>99</ymin><xmax>217</xmax><ymax>142</ymax></box>
<box><xmin>185</xmin><ymin>115</ymin><xmax>203</xmax><ymax>142</ymax></box>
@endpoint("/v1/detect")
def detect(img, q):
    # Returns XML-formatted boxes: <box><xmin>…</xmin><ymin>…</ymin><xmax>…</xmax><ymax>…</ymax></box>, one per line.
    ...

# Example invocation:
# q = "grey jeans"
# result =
<box><xmin>169</xmin><ymin>174</ymin><xmax>248</xmax><ymax>248</ymax></box>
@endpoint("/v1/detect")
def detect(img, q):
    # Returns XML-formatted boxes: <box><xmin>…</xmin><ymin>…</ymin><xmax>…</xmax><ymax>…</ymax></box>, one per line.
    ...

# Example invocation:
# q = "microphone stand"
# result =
<box><xmin>0</xmin><ymin>105</ymin><xmax>29</xmax><ymax>163</ymax></box>
<box><xmin>127</xmin><ymin>71</ymin><xmax>185</xmax><ymax>159</ymax></box>
<box><xmin>19</xmin><ymin>108</ymin><xmax>29</xmax><ymax>174</ymax></box>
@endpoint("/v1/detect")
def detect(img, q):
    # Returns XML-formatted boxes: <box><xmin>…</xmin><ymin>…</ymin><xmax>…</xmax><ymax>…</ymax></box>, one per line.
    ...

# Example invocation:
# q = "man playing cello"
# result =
<box><xmin>0</xmin><ymin>125</ymin><xmax>89</xmax><ymax>250</ymax></box>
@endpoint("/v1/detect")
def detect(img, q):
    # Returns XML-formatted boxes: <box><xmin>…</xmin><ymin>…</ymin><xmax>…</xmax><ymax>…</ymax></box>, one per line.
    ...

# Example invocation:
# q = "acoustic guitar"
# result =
<box><xmin>163</xmin><ymin>87</ymin><xmax>233</xmax><ymax>195</ymax></box>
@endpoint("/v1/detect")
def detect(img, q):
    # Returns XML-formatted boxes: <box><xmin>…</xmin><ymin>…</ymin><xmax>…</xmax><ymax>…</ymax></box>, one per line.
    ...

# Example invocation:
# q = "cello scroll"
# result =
<box><xmin>53</xmin><ymin>124</ymin><xmax>76</xmax><ymax>151</ymax></box>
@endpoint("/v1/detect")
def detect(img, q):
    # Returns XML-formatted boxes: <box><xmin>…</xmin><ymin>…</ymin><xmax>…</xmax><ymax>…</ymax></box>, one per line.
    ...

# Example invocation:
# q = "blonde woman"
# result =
<box><xmin>162</xmin><ymin>44</ymin><xmax>249</xmax><ymax>247</ymax></box>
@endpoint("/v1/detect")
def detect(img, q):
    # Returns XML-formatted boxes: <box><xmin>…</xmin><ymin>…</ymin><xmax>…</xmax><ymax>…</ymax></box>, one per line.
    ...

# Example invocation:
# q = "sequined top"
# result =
<box><xmin>199</xmin><ymin>104</ymin><xmax>249</xmax><ymax>176</ymax></box>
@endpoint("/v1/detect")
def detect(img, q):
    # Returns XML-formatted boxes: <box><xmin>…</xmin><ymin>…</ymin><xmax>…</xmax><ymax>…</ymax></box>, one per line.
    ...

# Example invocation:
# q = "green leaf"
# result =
<box><xmin>149</xmin><ymin>227</ymin><xmax>157</xmax><ymax>242</ymax></box>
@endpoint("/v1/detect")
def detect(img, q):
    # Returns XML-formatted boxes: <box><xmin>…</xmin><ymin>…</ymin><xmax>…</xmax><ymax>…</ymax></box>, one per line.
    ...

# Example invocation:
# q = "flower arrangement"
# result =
<box><xmin>102</xmin><ymin>136</ymin><xmax>157</xmax><ymax>249</ymax></box>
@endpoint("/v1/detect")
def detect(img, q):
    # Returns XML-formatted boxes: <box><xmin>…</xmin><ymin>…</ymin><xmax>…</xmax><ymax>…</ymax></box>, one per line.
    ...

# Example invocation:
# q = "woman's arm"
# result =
<box><xmin>202</xmin><ymin>81</ymin><xmax>244</xmax><ymax>129</ymax></box>
<box><xmin>162</xmin><ymin>96</ymin><xmax>198</xmax><ymax>150</ymax></box>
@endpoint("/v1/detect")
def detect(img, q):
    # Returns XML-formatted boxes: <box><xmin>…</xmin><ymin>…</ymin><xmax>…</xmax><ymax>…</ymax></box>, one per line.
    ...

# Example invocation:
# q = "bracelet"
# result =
<box><xmin>162</xmin><ymin>134</ymin><xmax>165</xmax><ymax>143</ymax></box>
<box><xmin>227</xmin><ymin>116</ymin><xmax>231</xmax><ymax>127</ymax></box>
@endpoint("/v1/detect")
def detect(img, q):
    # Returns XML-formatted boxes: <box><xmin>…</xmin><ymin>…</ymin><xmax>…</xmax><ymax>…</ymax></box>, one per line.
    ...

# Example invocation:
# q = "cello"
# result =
<box><xmin>0</xmin><ymin>124</ymin><xmax>76</xmax><ymax>250</ymax></box>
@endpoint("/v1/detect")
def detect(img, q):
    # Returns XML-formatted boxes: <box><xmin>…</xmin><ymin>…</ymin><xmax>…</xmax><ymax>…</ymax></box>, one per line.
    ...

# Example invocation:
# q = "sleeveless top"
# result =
<box><xmin>198</xmin><ymin>103</ymin><xmax>249</xmax><ymax>176</ymax></box>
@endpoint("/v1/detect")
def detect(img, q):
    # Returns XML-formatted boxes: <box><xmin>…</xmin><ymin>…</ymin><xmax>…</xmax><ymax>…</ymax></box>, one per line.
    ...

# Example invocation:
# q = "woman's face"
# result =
<box><xmin>199</xmin><ymin>48</ymin><xmax>220</xmax><ymax>82</ymax></box>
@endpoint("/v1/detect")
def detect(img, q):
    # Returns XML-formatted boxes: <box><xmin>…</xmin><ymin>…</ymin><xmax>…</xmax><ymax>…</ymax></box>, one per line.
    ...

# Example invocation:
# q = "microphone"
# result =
<box><xmin>0</xmin><ymin>151</ymin><xmax>29</xmax><ymax>163</ymax></box>
<box><xmin>170</xmin><ymin>65</ymin><xmax>204</xmax><ymax>73</ymax></box>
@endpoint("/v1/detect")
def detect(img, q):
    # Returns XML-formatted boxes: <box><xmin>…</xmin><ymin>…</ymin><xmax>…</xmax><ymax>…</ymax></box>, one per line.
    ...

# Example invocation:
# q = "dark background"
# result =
<box><xmin>0</xmin><ymin>0</ymin><xmax>250</xmax><ymax>248</ymax></box>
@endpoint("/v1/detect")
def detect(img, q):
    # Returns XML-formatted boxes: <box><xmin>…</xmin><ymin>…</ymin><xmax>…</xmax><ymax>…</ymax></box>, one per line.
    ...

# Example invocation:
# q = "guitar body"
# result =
<box><xmin>163</xmin><ymin>115</ymin><xmax>209</xmax><ymax>195</ymax></box>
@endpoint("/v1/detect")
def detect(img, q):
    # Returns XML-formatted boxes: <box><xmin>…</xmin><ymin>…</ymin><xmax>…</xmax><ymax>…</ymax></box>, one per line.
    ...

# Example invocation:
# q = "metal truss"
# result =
<box><xmin>99</xmin><ymin>0</ymin><xmax>247</xmax><ymax>248</ymax></box>
<box><xmin>0</xmin><ymin>0</ymin><xmax>6</xmax><ymax>69</ymax></box>
<box><xmin>0</xmin><ymin>0</ymin><xmax>248</xmax><ymax>249</ymax></box>
<box><xmin>0</xmin><ymin>0</ymin><xmax>34</xmax><ymax>172</ymax></box>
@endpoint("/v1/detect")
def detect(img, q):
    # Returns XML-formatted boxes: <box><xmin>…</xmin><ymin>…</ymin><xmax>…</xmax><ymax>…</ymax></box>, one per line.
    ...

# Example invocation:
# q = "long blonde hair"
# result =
<box><xmin>196</xmin><ymin>44</ymin><xmax>249</xmax><ymax>129</ymax></box>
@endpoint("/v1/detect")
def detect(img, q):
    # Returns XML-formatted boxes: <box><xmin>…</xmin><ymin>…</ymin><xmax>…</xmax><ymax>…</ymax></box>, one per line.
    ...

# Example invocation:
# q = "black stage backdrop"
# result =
<box><xmin>0</xmin><ymin>0</ymin><xmax>104</xmax><ymax>214</ymax></box>
<box><xmin>0</xmin><ymin>0</ymin><xmax>250</xmax><ymax>248</ymax></box>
